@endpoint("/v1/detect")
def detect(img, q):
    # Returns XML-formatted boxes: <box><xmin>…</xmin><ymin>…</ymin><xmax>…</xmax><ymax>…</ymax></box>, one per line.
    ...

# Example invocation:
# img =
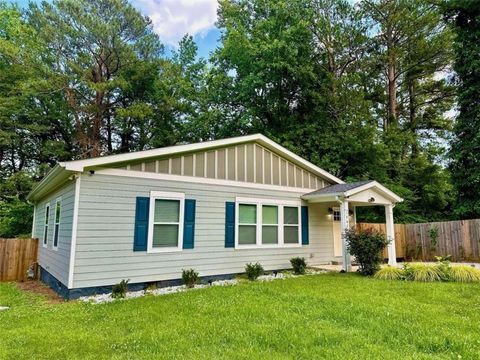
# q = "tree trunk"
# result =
<box><xmin>408</xmin><ymin>77</ymin><xmax>418</xmax><ymax>157</ymax></box>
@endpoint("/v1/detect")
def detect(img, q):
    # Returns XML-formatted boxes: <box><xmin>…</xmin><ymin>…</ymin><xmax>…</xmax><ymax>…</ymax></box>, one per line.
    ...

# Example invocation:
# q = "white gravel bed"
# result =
<box><xmin>79</xmin><ymin>270</ymin><xmax>325</xmax><ymax>304</ymax></box>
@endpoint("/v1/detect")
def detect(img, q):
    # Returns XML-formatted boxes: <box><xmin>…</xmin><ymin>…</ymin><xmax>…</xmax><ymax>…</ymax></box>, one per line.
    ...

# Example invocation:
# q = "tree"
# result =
<box><xmin>444</xmin><ymin>0</ymin><xmax>480</xmax><ymax>218</ymax></box>
<box><xmin>28</xmin><ymin>0</ymin><xmax>164</xmax><ymax>158</ymax></box>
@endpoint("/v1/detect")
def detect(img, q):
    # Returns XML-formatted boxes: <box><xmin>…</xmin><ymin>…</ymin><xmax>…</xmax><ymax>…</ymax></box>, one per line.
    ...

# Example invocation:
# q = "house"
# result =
<box><xmin>27</xmin><ymin>134</ymin><xmax>403</xmax><ymax>298</ymax></box>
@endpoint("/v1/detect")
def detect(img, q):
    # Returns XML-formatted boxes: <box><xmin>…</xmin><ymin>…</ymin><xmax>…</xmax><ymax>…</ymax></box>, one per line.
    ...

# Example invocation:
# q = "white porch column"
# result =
<box><xmin>340</xmin><ymin>200</ymin><xmax>351</xmax><ymax>272</ymax></box>
<box><xmin>385</xmin><ymin>204</ymin><xmax>397</xmax><ymax>266</ymax></box>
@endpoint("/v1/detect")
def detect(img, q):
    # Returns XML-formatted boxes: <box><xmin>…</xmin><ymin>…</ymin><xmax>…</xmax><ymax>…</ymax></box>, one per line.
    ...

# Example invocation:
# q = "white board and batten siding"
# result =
<box><xmin>73</xmin><ymin>173</ymin><xmax>334</xmax><ymax>289</ymax></box>
<box><xmin>32</xmin><ymin>180</ymin><xmax>76</xmax><ymax>286</ymax></box>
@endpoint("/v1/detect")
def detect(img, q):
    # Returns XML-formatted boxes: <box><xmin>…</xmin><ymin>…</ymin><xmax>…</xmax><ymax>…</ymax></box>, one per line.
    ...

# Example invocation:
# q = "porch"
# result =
<box><xmin>302</xmin><ymin>180</ymin><xmax>403</xmax><ymax>271</ymax></box>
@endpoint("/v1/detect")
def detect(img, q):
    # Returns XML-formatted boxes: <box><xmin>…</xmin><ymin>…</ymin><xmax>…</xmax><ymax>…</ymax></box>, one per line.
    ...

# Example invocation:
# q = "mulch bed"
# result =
<box><xmin>16</xmin><ymin>281</ymin><xmax>64</xmax><ymax>304</ymax></box>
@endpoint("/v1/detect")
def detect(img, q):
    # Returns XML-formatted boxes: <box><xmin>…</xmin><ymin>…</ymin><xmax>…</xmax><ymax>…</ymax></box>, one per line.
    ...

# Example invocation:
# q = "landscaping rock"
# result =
<box><xmin>0</xmin><ymin>306</ymin><xmax>9</xmax><ymax>311</ymax></box>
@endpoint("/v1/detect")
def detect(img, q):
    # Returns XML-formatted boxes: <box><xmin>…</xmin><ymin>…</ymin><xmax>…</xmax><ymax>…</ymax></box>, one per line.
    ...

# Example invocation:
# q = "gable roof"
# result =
<box><xmin>27</xmin><ymin>134</ymin><xmax>344</xmax><ymax>201</ymax></box>
<box><xmin>302</xmin><ymin>180</ymin><xmax>403</xmax><ymax>203</ymax></box>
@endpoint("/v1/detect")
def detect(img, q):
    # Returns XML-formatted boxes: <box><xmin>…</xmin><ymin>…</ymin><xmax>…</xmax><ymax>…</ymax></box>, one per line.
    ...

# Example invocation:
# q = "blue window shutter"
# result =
<box><xmin>134</xmin><ymin>197</ymin><xmax>149</xmax><ymax>251</ymax></box>
<box><xmin>301</xmin><ymin>206</ymin><xmax>309</xmax><ymax>245</ymax></box>
<box><xmin>183</xmin><ymin>199</ymin><xmax>196</xmax><ymax>249</ymax></box>
<box><xmin>225</xmin><ymin>202</ymin><xmax>235</xmax><ymax>248</ymax></box>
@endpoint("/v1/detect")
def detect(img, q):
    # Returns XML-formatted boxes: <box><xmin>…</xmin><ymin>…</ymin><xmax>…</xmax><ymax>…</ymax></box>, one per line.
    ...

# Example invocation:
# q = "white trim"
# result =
<box><xmin>60</xmin><ymin>134</ymin><xmax>343</xmax><ymax>184</ymax></box>
<box><xmin>67</xmin><ymin>175</ymin><xmax>81</xmax><ymax>289</ymax></box>
<box><xmin>32</xmin><ymin>132</ymin><xmax>346</xmax><ymax>201</ymax></box>
<box><xmin>168</xmin><ymin>158</ymin><xmax>172</xmax><ymax>175</ymax></box>
<box><xmin>155</xmin><ymin>160</ymin><xmax>159</xmax><ymax>173</ymax></box>
<box><xmin>343</xmin><ymin>181</ymin><xmax>403</xmax><ymax>203</ymax></box>
<box><xmin>52</xmin><ymin>196</ymin><xmax>62</xmax><ymax>251</ymax></box>
<box><xmin>234</xmin><ymin>197</ymin><xmax>302</xmax><ymax>249</ymax></box>
<box><xmin>147</xmin><ymin>191</ymin><xmax>184</xmax><ymax>253</ymax></box>
<box><xmin>42</xmin><ymin>202</ymin><xmax>50</xmax><ymax>248</ymax></box>
<box><xmin>96</xmin><ymin>168</ymin><xmax>313</xmax><ymax>194</ymax></box>
<box><xmin>253</xmin><ymin>144</ymin><xmax>257</xmax><ymax>182</ymax></box>
<box><xmin>181</xmin><ymin>156</ymin><xmax>184</xmax><ymax>176</ymax></box>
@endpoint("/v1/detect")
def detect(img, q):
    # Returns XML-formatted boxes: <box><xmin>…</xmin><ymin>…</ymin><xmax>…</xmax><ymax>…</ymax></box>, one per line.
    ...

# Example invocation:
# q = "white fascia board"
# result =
<box><xmin>27</xmin><ymin>164</ymin><xmax>71</xmax><ymax>202</ymax></box>
<box><xmin>301</xmin><ymin>193</ymin><xmax>342</xmax><ymax>202</ymax></box>
<box><xmin>344</xmin><ymin>181</ymin><xmax>403</xmax><ymax>203</ymax></box>
<box><xmin>62</xmin><ymin>134</ymin><xmax>344</xmax><ymax>185</ymax></box>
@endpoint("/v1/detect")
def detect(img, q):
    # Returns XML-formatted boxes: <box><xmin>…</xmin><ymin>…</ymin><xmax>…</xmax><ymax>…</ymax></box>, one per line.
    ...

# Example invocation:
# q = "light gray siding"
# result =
<box><xmin>73</xmin><ymin>173</ymin><xmax>334</xmax><ymax>288</ymax></box>
<box><xmin>33</xmin><ymin>180</ymin><xmax>76</xmax><ymax>286</ymax></box>
<box><xmin>115</xmin><ymin>141</ymin><xmax>330</xmax><ymax>190</ymax></box>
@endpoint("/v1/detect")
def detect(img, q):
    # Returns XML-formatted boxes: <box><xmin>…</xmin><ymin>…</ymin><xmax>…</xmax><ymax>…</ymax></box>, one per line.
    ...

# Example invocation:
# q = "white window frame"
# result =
<box><xmin>43</xmin><ymin>202</ymin><xmax>50</xmax><ymax>248</ymax></box>
<box><xmin>52</xmin><ymin>197</ymin><xmax>62</xmax><ymax>250</ymax></box>
<box><xmin>235</xmin><ymin>197</ymin><xmax>302</xmax><ymax>249</ymax></box>
<box><xmin>147</xmin><ymin>191</ymin><xmax>185</xmax><ymax>253</ymax></box>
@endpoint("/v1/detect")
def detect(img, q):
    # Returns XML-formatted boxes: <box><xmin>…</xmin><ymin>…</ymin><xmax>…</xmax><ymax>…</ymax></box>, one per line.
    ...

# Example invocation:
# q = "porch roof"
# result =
<box><xmin>301</xmin><ymin>180</ymin><xmax>403</xmax><ymax>205</ymax></box>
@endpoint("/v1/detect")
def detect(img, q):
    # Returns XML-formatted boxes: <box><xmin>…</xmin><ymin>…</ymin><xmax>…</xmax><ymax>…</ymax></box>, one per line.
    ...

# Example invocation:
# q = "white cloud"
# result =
<box><xmin>135</xmin><ymin>0</ymin><xmax>219</xmax><ymax>47</ymax></box>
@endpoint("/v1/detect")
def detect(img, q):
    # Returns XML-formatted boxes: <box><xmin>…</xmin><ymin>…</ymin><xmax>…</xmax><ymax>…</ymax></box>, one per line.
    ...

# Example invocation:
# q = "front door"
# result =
<box><xmin>333</xmin><ymin>208</ymin><xmax>342</xmax><ymax>256</ymax></box>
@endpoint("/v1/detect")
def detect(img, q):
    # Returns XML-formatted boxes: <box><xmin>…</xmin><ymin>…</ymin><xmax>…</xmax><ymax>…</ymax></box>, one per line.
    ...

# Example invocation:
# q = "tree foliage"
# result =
<box><xmin>0</xmin><ymin>0</ymin><xmax>469</xmax><ymax>237</ymax></box>
<box><xmin>444</xmin><ymin>0</ymin><xmax>480</xmax><ymax>219</ymax></box>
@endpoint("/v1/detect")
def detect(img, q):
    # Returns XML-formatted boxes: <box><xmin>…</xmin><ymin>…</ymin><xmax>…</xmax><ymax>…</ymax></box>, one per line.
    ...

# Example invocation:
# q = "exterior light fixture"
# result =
<box><xmin>368</xmin><ymin>197</ymin><xmax>375</xmax><ymax>203</ymax></box>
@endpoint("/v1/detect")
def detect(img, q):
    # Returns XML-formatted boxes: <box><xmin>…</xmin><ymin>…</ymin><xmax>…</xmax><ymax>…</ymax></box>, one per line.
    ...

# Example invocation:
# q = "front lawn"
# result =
<box><xmin>1</xmin><ymin>273</ymin><xmax>479</xmax><ymax>359</ymax></box>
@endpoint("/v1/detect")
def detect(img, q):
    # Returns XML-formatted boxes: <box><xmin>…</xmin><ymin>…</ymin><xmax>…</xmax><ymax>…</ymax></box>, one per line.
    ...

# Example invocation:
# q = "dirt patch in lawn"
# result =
<box><xmin>16</xmin><ymin>281</ymin><xmax>64</xmax><ymax>304</ymax></box>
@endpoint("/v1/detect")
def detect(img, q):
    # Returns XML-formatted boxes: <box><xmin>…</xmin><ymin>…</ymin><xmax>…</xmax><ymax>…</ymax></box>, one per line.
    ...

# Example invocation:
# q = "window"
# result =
<box><xmin>333</xmin><ymin>209</ymin><xmax>341</xmax><ymax>222</ymax></box>
<box><xmin>43</xmin><ymin>203</ymin><xmax>50</xmax><ymax>247</ymax></box>
<box><xmin>262</xmin><ymin>205</ymin><xmax>278</xmax><ymax>244</ymax></box>
<box><xmin>235</xmin><ymin>198</ymin><xmax>301</xmax><ymax>248</ymax></box>
<box><xmin>239</xmin><ymin>204</ymin><xmax>256</xmax><ymax>245</ymax></box>
<box><xmin>148</xmin><ymin>191</ymin><xmax>184</xmax><ymax>252</ymax></box>
<box><xmin>53</xmin><ymin>198</ymin><xmax>61</xmax><ymax>250</ymax></box>
<box><xmin>284</xmin><ymin>206</ymin><xmax>299</xmax><ymax>244</ymax></box>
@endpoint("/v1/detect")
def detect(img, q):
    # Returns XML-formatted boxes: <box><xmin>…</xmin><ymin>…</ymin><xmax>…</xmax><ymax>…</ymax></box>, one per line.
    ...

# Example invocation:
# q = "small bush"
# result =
<box><xmin>290</xmin><ymin>257</ymin><xmax>307</xmax><ymax>275</ymax></box>
<box><xmin>182</xmin><ymin>268</ymin><xmax>199</xmax><ymax>288</ymax></box>
<box><xmin>403</xmin><ymin>263</ymin><xmax>443</xmax><ymax>282</ymax></box>
<box><xmin>434</xmin><ymin>255</ymin><xmax>452</xmax><ymax>262</ymax></box>
<box><xmin>450</xmin><ymin>265</ymin><xmax>480</xmax><ymax>282</ymax></box>
<box><xmin>345</xmin><ymin>228</ymin><xmax>389</xmax><ymax>276</ymax></box>
<box><xmin>374</xmin><ymin>266</ymin><xmax>405</xmax><ymax>280</ymax></box>
<box><xmin>245</xmin><ymin>262</ymin><xmax>264</xmax><ymax>281</ymax></box>
<box><xmin>112</xmin><ymin>279</ymin><xmax>129</xmax><ymax>298</ymax></box>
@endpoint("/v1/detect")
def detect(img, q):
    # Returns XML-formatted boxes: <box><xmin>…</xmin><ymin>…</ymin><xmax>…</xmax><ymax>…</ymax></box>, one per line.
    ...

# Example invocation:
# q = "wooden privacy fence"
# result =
<box><xmin>0</xmin><ymin>238</ymin><xmax>38</xmax><ymax>282</ymax></box>
<box><xmin>357</xmin><ymin>219</ymin><xmax>480</xmax><ymax>262</ymax></box>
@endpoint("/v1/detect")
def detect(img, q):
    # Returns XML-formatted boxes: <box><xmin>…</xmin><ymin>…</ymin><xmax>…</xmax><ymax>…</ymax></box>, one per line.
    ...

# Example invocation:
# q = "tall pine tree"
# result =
<box><xmin>445</xmin><ymin>0</ymin><xmax>480</xmax><ymax>218</ymax></box>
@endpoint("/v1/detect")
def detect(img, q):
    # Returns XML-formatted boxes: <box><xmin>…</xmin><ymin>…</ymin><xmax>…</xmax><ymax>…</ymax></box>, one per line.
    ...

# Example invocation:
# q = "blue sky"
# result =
<box><xmin>7</xmin><ymin>0</ymin><xmax>221</xmax><ymax>59</ymax></box>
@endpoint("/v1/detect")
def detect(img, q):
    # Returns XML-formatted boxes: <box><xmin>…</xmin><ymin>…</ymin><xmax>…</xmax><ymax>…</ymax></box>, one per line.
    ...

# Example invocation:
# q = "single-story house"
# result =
<box><xmin>27</xmin><ymin>134</ymin><xmax>403</xmax><ymax>298</ymax></box>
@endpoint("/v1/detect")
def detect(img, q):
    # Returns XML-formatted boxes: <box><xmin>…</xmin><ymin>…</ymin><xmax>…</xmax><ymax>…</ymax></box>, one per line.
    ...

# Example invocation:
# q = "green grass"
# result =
<box><xmin>1</xmin><ymin>273</ymin><xmax>480</xmax><ymax>359</ymax></box>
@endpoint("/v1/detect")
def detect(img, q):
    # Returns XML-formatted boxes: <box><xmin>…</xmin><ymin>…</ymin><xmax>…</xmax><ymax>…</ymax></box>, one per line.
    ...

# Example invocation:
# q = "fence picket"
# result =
<box><xmin>357</xmin><ymin>220</ymin><xmax>480</xmax><ymax>262</ymax></box>
<box><xmin>0</xmin><ymin>238</ymin><xmax>38</xmax><ymax>282</ymax></box>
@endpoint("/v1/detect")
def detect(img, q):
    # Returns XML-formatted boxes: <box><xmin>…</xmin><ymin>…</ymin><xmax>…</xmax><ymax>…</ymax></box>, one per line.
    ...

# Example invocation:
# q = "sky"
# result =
<box><xmin>8</xmin><ymin>0</ymin><xmax>222</xmax><ymax>59</ymax></box>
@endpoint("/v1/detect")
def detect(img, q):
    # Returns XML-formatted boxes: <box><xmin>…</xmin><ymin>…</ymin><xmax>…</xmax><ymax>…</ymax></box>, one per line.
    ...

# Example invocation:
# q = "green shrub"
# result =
<box><xmin>403</xmin><ymin>263</ymin><xmax>443</xmax><ymax>282</ymax></box>
<box><xmin>374</xmin><ymin>266</ymin><xmax>405</xmax><ymax>280</ymax></box>
<box><xmin>345</xmin><ymin>228</ymin><xmax>389</xmax><ymax>276</ymax></box>
<box><xmin>182</xmin><ymin>268</ymin><xmax>199</xmax><ymax>288</ymax></box>
<box><xmin>290</xmin><ymin>257</ymin><xmax>307</xmax><ymax>275</ymax></box>
<box><xmin>449</xmin><ymin>265</ymin><xmax>480</xmax><ymax>282</ymax></box>
<box><xmin>434</xmin><ymin>255</ymin><xmax>452</xmax><ymax>262</ymax></box>
<box><xmin>245</xmin><ymin>262</ymin><xmax>264</xmax><ymax>281</ymax></box>
<box><xmin>112</xmin><ymin>279</ymin><xmax>129</xmax><ymax>298</ymax></box>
